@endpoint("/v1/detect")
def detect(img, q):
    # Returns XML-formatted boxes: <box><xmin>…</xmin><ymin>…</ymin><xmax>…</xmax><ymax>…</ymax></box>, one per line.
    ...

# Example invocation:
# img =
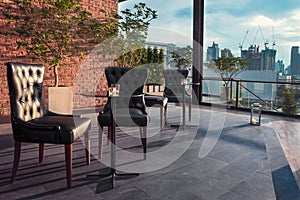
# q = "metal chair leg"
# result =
<box><xmin>189</xmin><ymin>102</ymin><xmax>192</xmax><ymax>121</ymax></box>
<box><xmin>139</xmin><ymin>127</ymin><xmax>147</xmax><ymax>159</ymax></box>
<box><xmin>98</xmin><ymin>126</ymin><xmax>104</xmax><ymax>160</ymax></box>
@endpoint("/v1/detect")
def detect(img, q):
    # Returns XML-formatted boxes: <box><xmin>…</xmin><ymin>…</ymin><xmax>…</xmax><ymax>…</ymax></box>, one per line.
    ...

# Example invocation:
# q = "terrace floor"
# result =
<box><xmin>1</xmin><ymin>104</ymin><xmax>300</xmax><ymax>199</ymax></box>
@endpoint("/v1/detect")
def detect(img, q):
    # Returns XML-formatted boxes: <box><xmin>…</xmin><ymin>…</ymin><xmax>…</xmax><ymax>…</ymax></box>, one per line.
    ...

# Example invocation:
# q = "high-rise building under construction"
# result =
<box><xmin>241</xmin><ymin>45</ymin><xmax>276</xmax><ymax>71</ymax></box>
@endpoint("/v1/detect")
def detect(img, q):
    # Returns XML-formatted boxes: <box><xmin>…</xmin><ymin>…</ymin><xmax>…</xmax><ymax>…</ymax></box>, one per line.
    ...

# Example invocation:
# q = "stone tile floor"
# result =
<box><xmin>0</xmin><ymin>105</ymin><xmax>300</xmax><ymax>199</ymax></box>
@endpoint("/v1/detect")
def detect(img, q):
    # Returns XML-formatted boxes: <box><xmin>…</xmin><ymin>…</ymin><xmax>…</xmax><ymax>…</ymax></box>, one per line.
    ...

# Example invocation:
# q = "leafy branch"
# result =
<box><xmin>208</xmin><ymin>55</ymin><xmax>248</xmax><ymax>87</ymax></box>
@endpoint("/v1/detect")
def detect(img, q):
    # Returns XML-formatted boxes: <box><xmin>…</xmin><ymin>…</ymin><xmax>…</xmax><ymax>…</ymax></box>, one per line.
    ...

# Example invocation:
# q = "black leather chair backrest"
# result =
<box><xmin>105</xmin><ymin>66</ymin><xmax>147</xmax><ymax>95</ymax></box>
<box><xmin>7</xmin><ymin>62</ymin><xmax>46</xmax><ymax>122</ymax></box>
<box><xmin>163</xmin><ymin>69</ymin><xmax>189</xmax><ymax>97</ymax></box>
<box><xmin>105</xmin><ymin>67</ymin><xmax>131</xmax><ymax>87</ymax></box>
<box><xmin>104</xmin><ymin>66</ymin><xmax>148</xmax><ymax>113</ymax></box>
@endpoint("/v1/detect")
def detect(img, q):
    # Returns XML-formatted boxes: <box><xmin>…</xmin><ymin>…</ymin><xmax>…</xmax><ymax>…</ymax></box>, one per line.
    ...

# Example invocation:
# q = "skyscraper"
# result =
<box><xmin>241</xmin><ymin>45</ymin><xmax>276</xmax><ymax>71</ymax></box>
<box><xmin>206</xmin><ymin>42</ymin><xmax>219</xmax><ymax>61</ymax></box>
<box><xmin>275</xmin><ymin>60</ymin><xmax>285</xmax><ymax>74</ymax></box>
<box><xmin>290</xmin><ymin>46</ymin><xmax>300</xmax><ymax>77</ymax></box>
<box><xmin>221</xmin><ymin>48</ymin><xmax>233</xmax><ymax>57</ymax></box>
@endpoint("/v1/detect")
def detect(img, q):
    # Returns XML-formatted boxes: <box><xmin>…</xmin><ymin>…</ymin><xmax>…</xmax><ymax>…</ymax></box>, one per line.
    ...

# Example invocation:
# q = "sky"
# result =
<box><xmin>119</xmin><ymin>0</ymin><xmax>300</xmax><ymax>66</ymax></box>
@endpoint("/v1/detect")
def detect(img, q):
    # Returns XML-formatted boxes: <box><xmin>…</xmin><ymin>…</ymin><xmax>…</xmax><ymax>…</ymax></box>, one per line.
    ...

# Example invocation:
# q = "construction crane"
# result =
<box><xmin>252</xmin><ymin>29</ymin><xmax>258</xmax><ymax>46</ymax></box>
<box><xmin>258</xmin><ymin>26</ymin><xmax>269</xmax><ymax>49</ymax></box>
<box><xmin>239</xmin><ymin>30</ymin><xmax>249</xmax><ymax>51</ymax></box>
<box><xmin>272</xmin><ymin>26</ymin><xmax>276</xmax><ymax>50</ymax></box>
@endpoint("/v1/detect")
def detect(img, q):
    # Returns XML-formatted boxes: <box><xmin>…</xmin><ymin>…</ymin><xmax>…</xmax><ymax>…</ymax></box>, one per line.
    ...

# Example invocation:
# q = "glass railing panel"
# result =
<box><xmin>202</xmin><ymin>78</ymin><xmax>300</xmax><ymax>116</ymax></box>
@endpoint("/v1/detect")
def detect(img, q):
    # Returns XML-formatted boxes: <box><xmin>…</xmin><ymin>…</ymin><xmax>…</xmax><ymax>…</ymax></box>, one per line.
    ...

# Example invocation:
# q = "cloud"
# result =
<box><xmin>119</xmin><ymin>0</ymin><xmax>300</xmax><ymax>65</ymax></box>
<box><xmin>119</xmin><ymin>0</ymin><xmax>193</xmax><ymax>45</ymax></box>
<box><xmin>175</xmin><ymin>7</ymin><xmax>192</xmax><ymax>19</ymax></box>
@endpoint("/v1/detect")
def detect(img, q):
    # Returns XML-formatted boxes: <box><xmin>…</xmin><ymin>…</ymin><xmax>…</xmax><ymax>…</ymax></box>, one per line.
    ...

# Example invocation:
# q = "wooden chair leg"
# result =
<box><xmin>98</xmin><ymin>125</ymin><xmax>104</xmax><ymax>160</ymax></box>
<box><xmin>39</xmin><ymin>143</ymin><xmax>44</xmax><ymax>163</ymax></box>
<box><xmin>11</xmin><ymin>141</ymin><xmax>21</xmax><ymax>183</ymax></box>
<box><xmin>64</xmin><ymin>144</ymin><xmax>72</xmax><ymax>188</ymax></box>
<box><xmin>139</xmin><ymin>127</ymin><xmax>147</xmax><ymax>159</ymax></box>
<box><xmin>85</xmin><ymin>131</ymin><xmax>90</xmax><ymax>165</ymax></box>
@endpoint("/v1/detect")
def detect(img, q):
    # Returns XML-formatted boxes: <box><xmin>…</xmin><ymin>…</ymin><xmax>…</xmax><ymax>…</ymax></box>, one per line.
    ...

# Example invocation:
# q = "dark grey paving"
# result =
<box><xmin>263</xmin><ymin>126</ymin><xmax>300</xmax><ymax>199</ymax></box>
<box><xmin>0</xmin><ymin>106</ymin><xmax>299</xmax><ymax>199</ymax></box>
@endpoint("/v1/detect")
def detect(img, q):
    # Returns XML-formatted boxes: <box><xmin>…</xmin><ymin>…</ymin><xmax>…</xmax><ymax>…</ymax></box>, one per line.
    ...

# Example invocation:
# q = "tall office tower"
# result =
<box><xmin>290</xmin><ymin>46</ymin><xmax>300</xmax><ymax>76</ymax></box>
<box><xmin>221</xmin><ymin>48</ymin><xmax>233</xmax><ymax>57</ymax></box>
<box><xmin>275</xmin><ymin>60</ymin><xmax>285</xmax><ymax>74</ymax></box>
<box><xmin>206</xmin><ymin>42</ymin><xmax>219</xmax><ymax>61</ymax></box>
<box><xmin>261</xmin><ymin>48</ymin><xmax>276</xmax><ymax>71</ymax></box>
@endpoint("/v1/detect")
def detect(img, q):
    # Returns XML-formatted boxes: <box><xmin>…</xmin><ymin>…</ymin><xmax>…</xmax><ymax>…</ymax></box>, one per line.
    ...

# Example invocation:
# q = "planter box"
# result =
<box><xmin>48</xmin><ymin>87</ymin><xmax>73</xmax><ymax>114</ymax></box>
<box><xmin>220</xmin><ymin>86</ymin><xmax>231</xmax><ymax>100</ymax></box>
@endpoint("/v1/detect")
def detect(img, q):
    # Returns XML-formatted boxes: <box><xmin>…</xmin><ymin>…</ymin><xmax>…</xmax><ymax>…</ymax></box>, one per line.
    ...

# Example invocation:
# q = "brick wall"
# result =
<box><xmin>0</xmin><ymin>0</ymin><xmax>119</xmax><ymax>117</ymax></box>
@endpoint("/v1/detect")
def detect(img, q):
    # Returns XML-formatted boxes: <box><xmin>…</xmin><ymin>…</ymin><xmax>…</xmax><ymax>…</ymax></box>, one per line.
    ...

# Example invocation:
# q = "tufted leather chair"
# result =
<box><xmin>163</xmin><ymin>69</ymin><xmax>192</xmax><ymax>124</ymax></box>
<box><xmin>98</xmin><ymin>67</ymin><xmax>148</xmax><ymax>159</ymax></box>
<box><xmin>6</xmin><ymin>62</ymin><xmax>91</xmax><ymax>188</ymax></box>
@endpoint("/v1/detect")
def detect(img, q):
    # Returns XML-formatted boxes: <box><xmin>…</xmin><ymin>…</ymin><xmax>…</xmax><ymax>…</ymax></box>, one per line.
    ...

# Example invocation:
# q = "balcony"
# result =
<box><xmin>0</xmin><ymin>104</ymin><xmax>300</xmax><ymax>199</ymax></box>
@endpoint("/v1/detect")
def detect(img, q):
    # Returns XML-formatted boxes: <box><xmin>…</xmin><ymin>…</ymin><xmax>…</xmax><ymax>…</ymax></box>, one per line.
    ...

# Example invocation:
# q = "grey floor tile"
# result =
<box><xmin>1</xmin><ymin>107</ymin><xmax>300</xmax><ymax>199</ymax></box>
<box><xmin>229</xmin><ymin>171</ymin><xmax>275</xmax><ymax>200</ymax></box>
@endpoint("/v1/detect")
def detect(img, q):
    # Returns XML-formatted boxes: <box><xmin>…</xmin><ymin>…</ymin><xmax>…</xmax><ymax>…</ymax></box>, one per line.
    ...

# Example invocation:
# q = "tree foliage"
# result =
<box><xmin>171</xmin><ymin>45</ymin><xmax>193</xmax><ymax>69</ymax></box>
<box><xmin>1</xmin><ymin>1</ymin><xmax>157</xmax><ymax>86</ymax></box>
<box><xmin>115</xmin><ymin>3</ymin><xmax>157</xmax><ymax>67</ymax></box>
<box><xmin>1</xmin><ymin>0</ymin><xmax>118</xmax><ymax>86</ymax></box>
<box><xmin>208</xmin><ymin>55</ymin><xmax>248</xmax><ymax>87</ymax></box>
<box><xmin>141</xmin><ymin>47</ymin><xmax>164</xmax><ymax>84</ymax></box>
<box><xmin>282</xmin><ymin>89</ymin><xmax>298</xmax><ymax>115</ymax></box>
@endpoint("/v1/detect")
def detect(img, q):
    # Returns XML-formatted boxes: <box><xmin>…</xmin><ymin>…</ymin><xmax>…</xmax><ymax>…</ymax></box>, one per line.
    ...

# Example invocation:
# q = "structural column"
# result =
<box><xmin>192</xmin><ymin>0</ymin><xmax>204</xmax><ymax>104</ymax></box>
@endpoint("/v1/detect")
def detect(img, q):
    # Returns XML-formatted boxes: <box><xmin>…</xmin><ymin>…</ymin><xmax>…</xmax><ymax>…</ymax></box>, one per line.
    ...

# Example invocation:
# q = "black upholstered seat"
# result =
<box><xmin>7</xmin><ymin>62</ymin><xmax>91</xmax><ymax>188</ymax></box>
<box><xmin>98</xmin><ymin>67</ymin><xmax>148</xmax><ymax>159</ymax></box>
<box><xmin>144</xmin><ymin>94</ymin><xmax>168</xmax><ymax>129</ymax></box>
<box><xmin>163</xmin><ymin>69</ymin><xmax>192</xmax><ymax>123</ymax></box>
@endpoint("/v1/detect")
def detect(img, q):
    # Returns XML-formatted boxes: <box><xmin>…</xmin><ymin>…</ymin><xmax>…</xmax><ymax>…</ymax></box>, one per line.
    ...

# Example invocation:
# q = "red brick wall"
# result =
<box><xmin>0</xmin><ymin>0</ymin><xmax>119</xmax><ymax>117</ymax></box>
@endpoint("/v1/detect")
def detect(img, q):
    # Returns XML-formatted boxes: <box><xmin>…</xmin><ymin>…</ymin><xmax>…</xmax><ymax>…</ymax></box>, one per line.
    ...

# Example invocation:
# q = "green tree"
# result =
<box><xmin>158</xmin><ymin>48</ymin><xmax>164</xmax><ymax>64</ymax></box>
<box><xmin>147</xmin><ymin>46</ymin><xmax>154</xmax><ymax>63</ymax></box>
<box><xmin>171</xmin><ymin>45</ymin><xmax>193</xmax><ymax>69</ymax></box>
<box><xmin>115</xmin><ymin>3</ymin><xmax>157</xmax><ymax>67</ymax></box>
<box><xmin>1</xmin><ymin>0</ymin><xmax>118</xmax><ymax>86</ymax></box>
<box><xmin>148</xmin><ymin>47</ymin><xmax>164</xmax><ymax>84</ymax></box>
<box><xmin>282</xmin><ymin>89</ymin><xmax>298</xmax><ymax>115</ymax></box>
<box><xmin>208</xmin><ymin>55</ymin><xmax>248</xmax><ymax>87</ymax></box>
<box><xmin>153</xmin><ymin>46</ymin><xmax>159</xmax><ymax>63</ymax></box>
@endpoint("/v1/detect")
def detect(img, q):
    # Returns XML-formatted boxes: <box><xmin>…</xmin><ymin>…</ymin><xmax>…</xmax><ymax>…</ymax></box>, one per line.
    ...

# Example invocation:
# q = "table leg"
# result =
<box><xmin>87</xmin><ymin>96</ymin><xmax>139</xmax><ymax>188</ymax></box>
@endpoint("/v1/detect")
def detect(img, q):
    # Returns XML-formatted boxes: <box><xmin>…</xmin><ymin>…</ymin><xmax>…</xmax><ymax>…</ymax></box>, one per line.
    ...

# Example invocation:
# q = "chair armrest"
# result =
<box><xmin>46</xmin><ymin>110</ymin><xmax>81</xmax><ymax>118</ymax></box>
<box><xmin>77</xmin><ymin>93</ymin><xmax>109</xmax><ymax>98</ymax></box>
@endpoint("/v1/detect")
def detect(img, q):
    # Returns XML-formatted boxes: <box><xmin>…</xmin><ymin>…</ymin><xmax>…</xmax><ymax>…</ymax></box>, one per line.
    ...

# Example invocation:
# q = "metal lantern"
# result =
<box><xmin>250</xmin><ymin>103</ymin><xmax>262</xmax><ymax>126</ymax></box>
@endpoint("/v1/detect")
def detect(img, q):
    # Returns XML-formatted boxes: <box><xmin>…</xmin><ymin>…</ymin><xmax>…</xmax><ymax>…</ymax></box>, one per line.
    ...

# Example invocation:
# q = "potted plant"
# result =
<box><xmin>1</xmin><ymin>0</ymin><xmax>119</xmax><ymax>113</ymax></box>
<box><xmin>1</xmin><ymin>0</ymin><xmax>157</xmax><ymax>113</ymax></box>
<box><xmin>2</xmin><ymin>0</ymin><xmax>118</xmax><ymax>86</ymax></box>
<box><xmin>208</xmin><ymin>55</ymin><xmax>248</xmax><ymax>100</ymax></box>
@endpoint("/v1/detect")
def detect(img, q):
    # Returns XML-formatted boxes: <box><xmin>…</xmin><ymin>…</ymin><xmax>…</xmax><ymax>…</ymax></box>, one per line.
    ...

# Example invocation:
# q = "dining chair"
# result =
<box><xmin>163</xmin><ymin>69</ymin><xmax>192</xmax><ymax>124</ymax></box>
<box><xmin>98</xmin><ymin>67</ymin><xmax>148</xmax><ymax>159</ymax></box>
<box><xmin>7</xmin><ymin>62</ymin><xmax>91</xmax><ymax>188</ymax></box>
<box><xmin>144</xmin><ymin>85</ymin><xmax>168</xmax><ymax>130</ymax></box>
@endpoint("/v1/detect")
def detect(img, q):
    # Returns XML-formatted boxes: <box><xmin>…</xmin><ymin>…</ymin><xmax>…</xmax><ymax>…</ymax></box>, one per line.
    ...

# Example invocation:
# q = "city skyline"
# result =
<box><xmin>119</xmin><ymin>0</ymin><xmax>300</xmax><ymax>66</ymax></box>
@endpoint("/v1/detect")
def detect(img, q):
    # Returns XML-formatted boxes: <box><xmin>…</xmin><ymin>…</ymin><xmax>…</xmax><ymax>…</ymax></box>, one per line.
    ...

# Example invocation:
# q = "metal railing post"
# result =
<box><xmin>235</xmin><ymin>80</ymin><xmax>239</xmax><ymax>108</ymax></box>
